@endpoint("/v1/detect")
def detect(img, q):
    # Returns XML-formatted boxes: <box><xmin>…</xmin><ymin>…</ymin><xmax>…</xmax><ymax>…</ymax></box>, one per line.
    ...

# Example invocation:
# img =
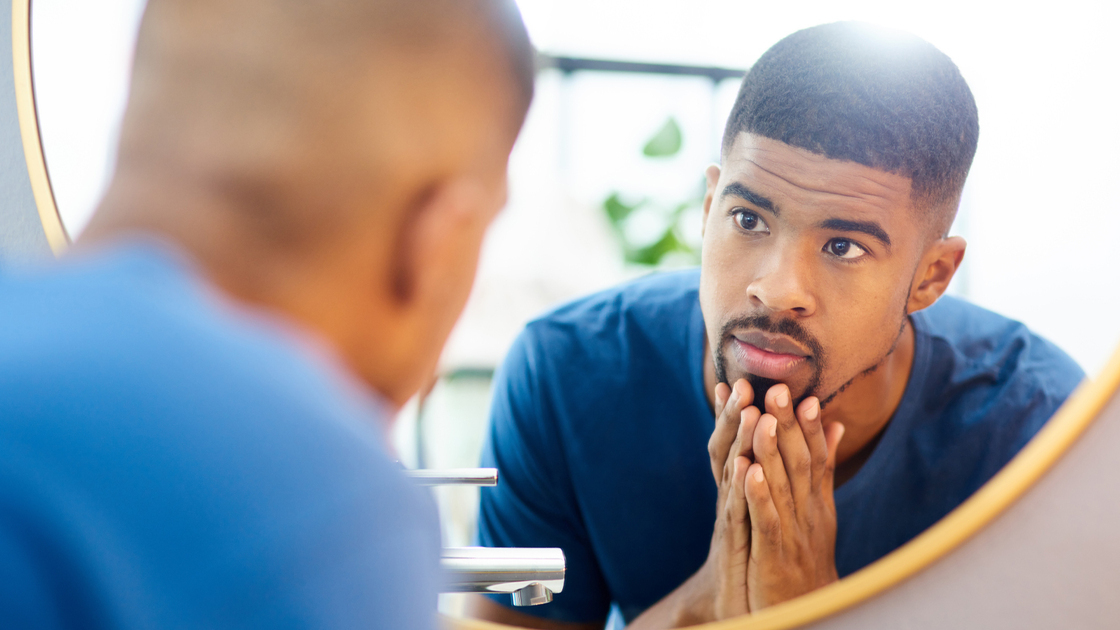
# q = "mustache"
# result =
<box><xmin>713</xmin><ymin>314</ymin><xmax>826</xmax><ymax>403</ymax></box>
<box><xmin>719</xmin><ymin>314</ymin><xmax>825</xmax><ymax>360</ymax></box>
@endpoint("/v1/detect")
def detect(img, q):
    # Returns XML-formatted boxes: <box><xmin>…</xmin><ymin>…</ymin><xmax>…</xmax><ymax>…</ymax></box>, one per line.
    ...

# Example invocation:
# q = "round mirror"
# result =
<box><xmin>17</xmin><ymin>0</ymin><xmax>1120</xmax><ymax>628</ymax></box>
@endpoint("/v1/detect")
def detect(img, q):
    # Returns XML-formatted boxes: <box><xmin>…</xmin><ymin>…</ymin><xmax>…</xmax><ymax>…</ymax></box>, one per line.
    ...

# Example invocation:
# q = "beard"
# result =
<box><xmin>711</xmin><ymin>307</ymin><xmax>911</xmax><ymax>410</ymax></box>
<box><xmin>712</xmin><ymin>314</ymin><xmax>826</xmax><ymax>407</ymax></box>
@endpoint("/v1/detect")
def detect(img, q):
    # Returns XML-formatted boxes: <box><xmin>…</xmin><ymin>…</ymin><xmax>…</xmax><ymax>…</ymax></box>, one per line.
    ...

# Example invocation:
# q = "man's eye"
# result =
<box><xmin>825</xmin><ymin>238</ymin><xmax>867</xmax><ymax>260</ymax></box>
<box><xmin>733</xmin><ymin>209</ymin><xmax>769</xmax><ymax>234</ymax></box>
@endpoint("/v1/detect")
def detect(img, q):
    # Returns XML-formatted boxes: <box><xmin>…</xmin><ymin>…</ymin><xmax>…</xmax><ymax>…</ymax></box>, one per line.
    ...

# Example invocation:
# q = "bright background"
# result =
<box><xmin>30</xmin><ymin>0</ymin><xmax>1120</xmax><ymax>618</ymax></box>
<box><xmin>32</xmin><ymin>0</ymin><xmax>1120</xmax><ymax>375</ymax></box>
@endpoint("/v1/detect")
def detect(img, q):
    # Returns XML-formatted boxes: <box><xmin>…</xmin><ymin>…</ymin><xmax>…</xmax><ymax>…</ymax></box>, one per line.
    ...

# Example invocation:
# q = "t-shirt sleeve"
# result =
<box><xmin>476</xmin><ymin>325</ymin><xmax>613</xmax><ymax>624</ymax></box>
<box><xmin>990</xmin><ymin>331</ymin><xmax>1086</xmax><ymax>468</ymax></box>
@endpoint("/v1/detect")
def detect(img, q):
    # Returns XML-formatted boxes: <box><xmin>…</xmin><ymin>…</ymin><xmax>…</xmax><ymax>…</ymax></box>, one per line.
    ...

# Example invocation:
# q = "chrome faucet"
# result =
<box><xmin>404</xmin><ymin>467</ymin><xmax>566</xmax><ymax>606</ymax></box>
<box><xmin>441</xmin><ymin>546</ymin><xmax>565</xmax><ymax>606</ymax></box>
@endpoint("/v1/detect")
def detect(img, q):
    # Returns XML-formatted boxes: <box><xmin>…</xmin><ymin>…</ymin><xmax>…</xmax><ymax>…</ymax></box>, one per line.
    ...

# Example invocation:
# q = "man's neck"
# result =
<box><xmin>825</xmin><ymin>319</ymin><xmax>915</xmax><ymax>465</ymax></box>
<box><xmin>701</xmin><ymin>318</ymin><xmax>916</xmax><ymax>468</ymax></box>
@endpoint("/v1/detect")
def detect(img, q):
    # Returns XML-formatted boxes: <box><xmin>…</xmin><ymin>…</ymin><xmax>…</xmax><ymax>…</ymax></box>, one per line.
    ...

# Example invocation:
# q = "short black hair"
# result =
<box><xmin>723</xmin><ymin>22</ymin><xmax>979</xmax><ymax>233</ymax></box>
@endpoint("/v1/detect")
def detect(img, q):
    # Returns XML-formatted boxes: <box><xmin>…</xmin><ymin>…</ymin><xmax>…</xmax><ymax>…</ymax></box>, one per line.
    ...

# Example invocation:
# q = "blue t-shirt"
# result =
<box><xmin>477</xmin><ymin>269</ymin><xmax>1083</xmax><ymax>625</ymax></box>
<box><xmin>0</xmin><ymin>242</ymin><xmax>441</xmax><ymax>629</ymax></box>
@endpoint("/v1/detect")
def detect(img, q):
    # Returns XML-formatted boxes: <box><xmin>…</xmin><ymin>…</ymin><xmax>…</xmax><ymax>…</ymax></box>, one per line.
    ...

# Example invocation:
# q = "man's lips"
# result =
<box><xmin>729</xmin><ymin>332</ymin><xmax>810</xmax><ymax>380</ymax></box>
<box><xmin>737</xmin><ymin>331</ymin><xmax>810</xmax><ymax>357</ymax></box>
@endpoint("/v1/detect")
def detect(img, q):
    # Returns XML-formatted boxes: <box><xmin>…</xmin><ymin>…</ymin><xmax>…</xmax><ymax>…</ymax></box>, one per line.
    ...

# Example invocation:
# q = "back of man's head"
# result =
<box><xmin>84</xmin><ymin>0</ymin><xmax>535</xmax><ymax>406</ymax></box>
<box><xmin>112</xmin><ymin>0</ymin><xmax>533</xmax><ymax>242</ymax></box>
<box><xmin>723</xmin><ymin>22</ymin><xmax>979</xmax><ymax>236</ymax></box>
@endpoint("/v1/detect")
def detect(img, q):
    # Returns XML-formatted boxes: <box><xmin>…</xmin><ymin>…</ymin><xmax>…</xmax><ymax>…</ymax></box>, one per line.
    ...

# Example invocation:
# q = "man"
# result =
<box><xmin>473</xmin><ymin>22</ymin><xmax>1083</xmax><ymax>629</ymax></box>
<box><xmin>0</xmin><ymin>1</ymin><xmax>532</xmax><ymax>628</ymax></box>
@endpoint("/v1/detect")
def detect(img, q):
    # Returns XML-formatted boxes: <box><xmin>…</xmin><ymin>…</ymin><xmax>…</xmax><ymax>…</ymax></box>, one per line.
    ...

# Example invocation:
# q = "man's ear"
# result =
<box><xmin>367</xmin><ymin>175</ymin><xmax>494</xmax><ymax>407</ymax></box>
<box><xmin>701</xmin><ymin>164</ymin><xmax>721</xmax><ymax>239</ymax></box>
<box><xmin>907</xmin><ymin>236</ymin><xmax>967</xmax><ymax>314</ymax></box>
<box><xmin>389</xmin><ymin>176</ymin><xmax>492</xmax><ymax>308</ymax></box>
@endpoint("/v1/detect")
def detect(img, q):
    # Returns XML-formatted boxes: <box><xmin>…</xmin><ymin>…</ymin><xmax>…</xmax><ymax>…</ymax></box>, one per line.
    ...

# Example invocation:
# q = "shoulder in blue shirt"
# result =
<box><xmin>0</xmin><ymin>242</ymin><xmax>441</xmax><ymax>629</ymax></box>
<box><xmin>478</xmin><ymin>268</ymin><xmax>1083</xmax><ymax>625</ymax></box>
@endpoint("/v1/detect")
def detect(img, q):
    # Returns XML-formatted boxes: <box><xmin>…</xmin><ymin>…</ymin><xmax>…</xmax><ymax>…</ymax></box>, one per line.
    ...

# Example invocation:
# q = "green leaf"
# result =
<box><xmin>603</xmin><ymin>192</ymin><xmax>640</xmax><ymax>227</ymax></box>
<box><xmin>642</xmin><ymin>117</ymin><xmax>682</xmax><ymax>158</ymax></box>
<box><xmin>626</xmin><ymin>229</ymin><xmax>683</xmax><ymax>266</ymax></box>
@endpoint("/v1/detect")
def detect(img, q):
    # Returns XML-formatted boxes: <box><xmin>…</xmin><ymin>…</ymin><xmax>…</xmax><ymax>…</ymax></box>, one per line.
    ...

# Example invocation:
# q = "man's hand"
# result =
<box><xmin>701</xmin><ymin>379</ymin><xmax>763</xmax><ymax>619</ymax></box>
<box><xmin>744</xmin><ymin>384</ymin><xmax>845</xmax><ymax>611</ymax></box>
<box><xmin>627</xmin><ymin>379</ymin><xmax>763</xmax><ymax>628</ymax></box>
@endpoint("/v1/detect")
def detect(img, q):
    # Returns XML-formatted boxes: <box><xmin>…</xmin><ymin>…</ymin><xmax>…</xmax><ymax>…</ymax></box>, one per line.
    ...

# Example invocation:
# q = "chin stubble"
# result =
<box><xmin>816</xmin><ymin>302</ymin><xmax>911</xmax><ymax>410</ymax></box>
<box><xmin>712</xmin><ymin>300</ymin><xmax>909</xmax><ymax>411</ymax></box>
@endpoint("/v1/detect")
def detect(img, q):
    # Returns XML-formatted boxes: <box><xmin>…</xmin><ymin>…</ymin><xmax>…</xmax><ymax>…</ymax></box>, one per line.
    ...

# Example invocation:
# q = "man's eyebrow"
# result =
<box><xmin>719</xmin><ymin>182</ymin><xmax>778</xmax><ymax>215</ymax></box>
<box><xmin>819</xmin><ymin>218</ymin><xmax>892</xmax><ymax>249</ymax></box>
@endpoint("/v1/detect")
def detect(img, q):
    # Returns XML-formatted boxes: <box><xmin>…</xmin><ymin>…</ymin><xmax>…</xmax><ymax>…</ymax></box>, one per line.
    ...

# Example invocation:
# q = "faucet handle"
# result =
<box><xmin>403</xmin><ymin>467</ymin><xmax>498</xmax><ymax>486</ymax></box>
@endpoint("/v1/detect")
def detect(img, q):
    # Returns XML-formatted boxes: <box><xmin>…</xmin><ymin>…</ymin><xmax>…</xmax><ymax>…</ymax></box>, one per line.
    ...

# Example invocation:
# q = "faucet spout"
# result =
<box><xmin>440</xmin><ymin>547</ymin><xmax>565</xmax><ymax>606</ymax></box>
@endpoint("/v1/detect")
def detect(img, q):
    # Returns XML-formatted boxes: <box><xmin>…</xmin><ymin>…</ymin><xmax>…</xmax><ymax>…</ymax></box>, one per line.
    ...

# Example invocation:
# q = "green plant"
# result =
<box><xmin>602</xmin><ymin>117</ymin><xmax>704</xmax><ymax>267</ymax></box>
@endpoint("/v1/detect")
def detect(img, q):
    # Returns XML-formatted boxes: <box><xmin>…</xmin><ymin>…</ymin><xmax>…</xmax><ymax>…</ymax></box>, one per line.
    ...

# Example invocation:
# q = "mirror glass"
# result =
<box><xmin>31</xmin><ymin>0</ymin><xmax>145</xmax><ymax>237</ymax></box>
<box><xmin>30</xmin><ymin>0</ymin><xmax>1120</xmax><ymax>626</ymax></box>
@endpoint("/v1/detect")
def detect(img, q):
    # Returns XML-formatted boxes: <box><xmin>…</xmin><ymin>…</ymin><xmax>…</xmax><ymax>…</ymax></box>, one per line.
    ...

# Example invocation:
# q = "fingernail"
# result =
<box><xmin>753</xmin><ymin>468</ymin><xmax>764</xmax><ymax>483</ymax></box>
<box><xmin>768</xmin><ymin>418</ymin><xmax>777</xmax><ymax>438</ymax></box>
<box><xmin>775</xmin><ymin>388</ymin><xmax>789</xmax><ymax>408</ymax></box>
<box><xmin>805</xmin><ymin>399</ymin><xmax>819</xmax><ymax>421</ymax></box>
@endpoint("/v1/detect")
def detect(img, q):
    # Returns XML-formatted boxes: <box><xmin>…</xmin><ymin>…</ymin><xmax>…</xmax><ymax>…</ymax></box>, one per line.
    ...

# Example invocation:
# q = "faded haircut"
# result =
<box><xmin>723</xmin><ymin>22</ymin><xmax>979</xmax><ymax>235</ymax></box>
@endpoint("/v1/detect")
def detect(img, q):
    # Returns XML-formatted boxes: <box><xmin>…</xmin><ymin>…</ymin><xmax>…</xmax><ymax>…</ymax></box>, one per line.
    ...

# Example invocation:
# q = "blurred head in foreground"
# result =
<box><xmin>700</xmin><ymin>21</ymin><xmax>978</xmax><ymax>408</ymax></box>
<box><xmin>84</xmin><ymin>0</ymin><xmax>535</xmax><ymax>407</ymax></box>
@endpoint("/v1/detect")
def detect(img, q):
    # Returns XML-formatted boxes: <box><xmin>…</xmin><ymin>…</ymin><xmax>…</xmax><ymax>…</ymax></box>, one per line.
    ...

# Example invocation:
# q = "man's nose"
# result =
<box><xmin>746</xmin><ymin>242</ymin><xmax>817</xmax><ymax>317</ymax></box>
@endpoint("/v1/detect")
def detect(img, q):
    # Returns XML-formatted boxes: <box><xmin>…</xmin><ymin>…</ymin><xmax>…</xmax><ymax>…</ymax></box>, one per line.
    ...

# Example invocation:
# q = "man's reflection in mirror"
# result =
<box><xmin>471</xmin><ymin>22</ymin><xmax>1083</xmax><ymax>629</ymax></box>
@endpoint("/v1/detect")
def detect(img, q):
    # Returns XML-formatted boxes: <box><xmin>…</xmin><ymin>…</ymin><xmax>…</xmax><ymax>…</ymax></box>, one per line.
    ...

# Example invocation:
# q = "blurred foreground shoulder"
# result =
<box><xmin>0</xmin><ymin>244</ymin><xmax>441</xmax><ymax>629</ymax></box>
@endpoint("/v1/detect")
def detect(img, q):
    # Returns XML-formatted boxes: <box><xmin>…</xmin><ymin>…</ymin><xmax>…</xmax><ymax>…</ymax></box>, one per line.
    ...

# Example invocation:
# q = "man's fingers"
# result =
<box><xmin>737</xmin><ymin>379</ymin><xmax>756</xmax><ymax>408</ymax></box>
<box><xmin>727</xmin><ymin>455</ymin><xmax>751</xmax><ymax>554</ymax></box>
<box><xmin>715</xmin><ymin>382</ymin><xmax>731</xmax><ymax>415</ymax></box>
<box><xmin>712</xmin><ymin>455</ymin><xmax>753</xmax><ymax>620</ymax></box>
<box><xmin>735</xmin><ymin>405</ymin><xmax>762</xmax><ymax>461</ymax></box>
<box><xmin>708</xmin><ymin>381</ymin><xmax>738</xmax><ymax>481</ymax></box>
<box><xmin>721</xmin><ymin>405</ymin><xmax>761</xmax><ymax>488</ymax></box>
<box><xmin>764</xmin><ymin>384</ymin><xmax>812</xmax><ymax>506</ymax></box>
<box><xmin>795</xmin><ymin>396</ymin><xmax>829</xmax><ymax>487</ymax></box>
<box><xmin>745</xmin><ymin>462</ymin><xmax>782</xmax><ymax>559</ymax></box>
<box><xmin>752</xmin><ymin>413</ymin><xmax>796</xmax><ymax>526</ymax></box>
<box><xmin>822</xmin><ymin>422</ymin><xmax>846</xmax><ymax>484</ymax></box>
<box><xmin>708</xmin><ymin>379</ymin><xmax>755</xmax><ymax>483</ymax></box>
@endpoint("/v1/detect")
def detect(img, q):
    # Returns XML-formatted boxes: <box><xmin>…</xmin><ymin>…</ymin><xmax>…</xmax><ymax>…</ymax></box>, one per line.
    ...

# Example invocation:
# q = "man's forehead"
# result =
<box><xmin>719</xmin><ymin>133</ymin><xmax>914</xmax><ymax>215</ymax></box>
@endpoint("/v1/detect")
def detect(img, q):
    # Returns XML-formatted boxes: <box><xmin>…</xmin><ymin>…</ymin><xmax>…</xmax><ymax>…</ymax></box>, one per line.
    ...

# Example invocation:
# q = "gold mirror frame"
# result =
<box><xmin>12</xmin><ymin>0</ymin><xmax>66</xmax><ymax>254</ymax></box>
<box><xmin>11</xmin><ymin>1</ymin><xmax>1120</xmax><ymax>628</ymax></box>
